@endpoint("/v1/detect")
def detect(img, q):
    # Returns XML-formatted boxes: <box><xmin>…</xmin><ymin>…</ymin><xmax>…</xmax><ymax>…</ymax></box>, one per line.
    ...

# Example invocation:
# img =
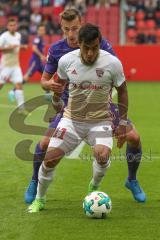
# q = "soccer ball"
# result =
<box><xmin>83</xmin><ymin>191</ymin><xmax>112</xmax><ymax>219</ymax></box>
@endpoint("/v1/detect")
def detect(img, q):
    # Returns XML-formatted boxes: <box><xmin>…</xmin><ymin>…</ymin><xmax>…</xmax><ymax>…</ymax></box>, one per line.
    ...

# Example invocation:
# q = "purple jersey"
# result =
<box><xmin>31</xmin><ymin>36</ymin><xmax>45</xmax><ymax>62</ymax></box>
<box><xmin>27</xmin><ymin>36</ymin><xmax>45</xmax><ymax>76</ymax></box>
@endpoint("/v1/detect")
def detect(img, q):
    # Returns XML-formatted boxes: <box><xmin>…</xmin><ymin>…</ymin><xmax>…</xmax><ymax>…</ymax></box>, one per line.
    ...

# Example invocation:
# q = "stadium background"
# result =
<box><xmin>1</xmin><ymin>1</ymin><xmax>160</xmax><ymax>240</ymax></box>
<box><xmin>1</xmin><ymin>0</ymin><xmax>160</xmax><ymax>81</ymax></box>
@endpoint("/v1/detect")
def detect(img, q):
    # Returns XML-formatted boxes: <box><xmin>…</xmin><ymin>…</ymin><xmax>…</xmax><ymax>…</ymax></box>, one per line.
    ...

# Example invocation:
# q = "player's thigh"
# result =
<box><xmin>0</xmin><ymin>67</ymin><xmax>11</xmax><ymax>84</ymax></box>
<box><xmin>39</xmin><ymin>127</ymin><xmax>55</xmax><ymax>151</ymax></box>
<box><xmin>48</xmin><ymin>118</ymin><xmax>82</xmax><ymax>154</ymax></box>
<box><xmin>40</xmin><ymin>113</ymin><xmax>64</xmax><ymax>151</ymax></box>
<box><xmin>87</xmin><ymin>122</ymin><xmax>113</xmax><ymax>150</ymax></box>
<box><xmin>11</xmin><ymin>67</ymin><xmax>23</xmax><ymax>84</ymax></box>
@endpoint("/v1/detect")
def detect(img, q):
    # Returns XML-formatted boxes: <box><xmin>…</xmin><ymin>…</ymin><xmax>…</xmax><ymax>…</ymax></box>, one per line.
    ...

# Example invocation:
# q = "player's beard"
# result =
<box><xmin>80</xmin><ymin>53</ymin><xmax>99</xmax><ymax>66</ymax></box>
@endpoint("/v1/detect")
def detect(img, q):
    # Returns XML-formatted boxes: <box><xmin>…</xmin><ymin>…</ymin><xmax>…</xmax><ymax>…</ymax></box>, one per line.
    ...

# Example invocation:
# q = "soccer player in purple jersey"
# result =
<box><xmin>23</xmin><ymin>24</ymin><xmax>46</xmax><ymax>83</ymax></box>
<box><xmin>25</xmin><ymin>9</ymin><xmax>146</xmax><ymax>204</ymax></box>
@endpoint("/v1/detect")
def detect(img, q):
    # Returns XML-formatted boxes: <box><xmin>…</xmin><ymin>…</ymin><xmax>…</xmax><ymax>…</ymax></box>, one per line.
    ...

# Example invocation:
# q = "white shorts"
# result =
<box><xmin>49</xmin><ymin>118</ymin><xmax>113</xmax><ymax>154</ymax></box>
<box><xmin>0</xmin><ymin>66</ymin><xmax>23</xmax><ymax>84</ymax></box>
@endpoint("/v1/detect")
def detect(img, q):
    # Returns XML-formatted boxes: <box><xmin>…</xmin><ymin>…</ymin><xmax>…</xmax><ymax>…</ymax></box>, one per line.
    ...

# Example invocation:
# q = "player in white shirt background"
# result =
<box><xmin>28</xmin><ymin>23</ymin><xmax>138</xmax><ymax>213</ymax></box>
<box><xmin>0</xmin><ymin>18</ymin><xmax>27</xmax><ymax>114</ymax></box>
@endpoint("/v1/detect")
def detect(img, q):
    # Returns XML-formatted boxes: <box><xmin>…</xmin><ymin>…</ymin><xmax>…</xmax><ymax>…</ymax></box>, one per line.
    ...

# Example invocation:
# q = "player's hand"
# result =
<box><xmin>52</xmin><ymin>97</ymin><xmax>64</xmax><ymax>113</ymax></box>
<box><xmin>115</xmin><ymin>125</ymin><xmax>127</xmax><ymax>148</ymax></box>
<box><xmin>40</xmin><ymin>55</ymin><xmax>47</xmax><ymax>62</ymax></box>
<box><xmin>48</xmin><ymin>79</ymin><xmax>65</xmax><ymax>93</ymax></box>
<box><xmin>10</xmin><ymin>44</ymin><xmax>19</xmax><ymax>49</ymax></box>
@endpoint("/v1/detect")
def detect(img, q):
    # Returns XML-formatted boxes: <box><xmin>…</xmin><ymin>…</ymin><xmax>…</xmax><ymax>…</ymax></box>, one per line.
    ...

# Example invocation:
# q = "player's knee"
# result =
<box><xmin>94</xmin><ymin>145</ymin><xmax>111</xmax><ymax>166</ymax></box>
<box><xmin>126</xmin><ymin>129</ymin><xmax>141</xmax><ymax>147</ymax></box>
<box><xmin>44</xmin><ymin>147</ymin><xmax>65</xmax><ymax>168</ymax></box>
<box><xmin>39</xmin><ymin>136</ymin><xmax>50</xmax><ymax>151</ymax></box>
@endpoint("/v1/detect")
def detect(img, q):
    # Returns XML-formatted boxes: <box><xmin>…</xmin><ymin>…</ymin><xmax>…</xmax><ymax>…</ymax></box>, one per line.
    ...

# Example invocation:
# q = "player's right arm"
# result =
<box><xmin>32</xmin><ymin>44</ymin><xmax>46</xmax><ymax>62</ymax></box>
<box><xmin>41</xmin><ymin>71</ymin><xmax>65</xmax><ymax>93</ymax></box>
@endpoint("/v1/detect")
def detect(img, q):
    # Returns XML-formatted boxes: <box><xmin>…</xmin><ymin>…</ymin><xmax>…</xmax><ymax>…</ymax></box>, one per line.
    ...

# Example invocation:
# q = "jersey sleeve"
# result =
<box><xmin>44</xmin><ymin>46</ymin><xmax>58</xmax><ymax>74</ymax></box>
<box><xmin>57</xmin><ymin>56</ymin><xmax>68</xmax><ymax>80</ymax></box>
<box><xmin>33</xmin><ymin>37</ymin><xmax>40</xmax><ymax>45</ymax></box>
<box><xmin>111</xmin><ymin>58</ymin><xmax>125</xmax><ymax>87</ymax></box>
<box><xmin>100</xmin><ymin>38</ymin><xmax>116</xmax><ymax>56</ymax></box>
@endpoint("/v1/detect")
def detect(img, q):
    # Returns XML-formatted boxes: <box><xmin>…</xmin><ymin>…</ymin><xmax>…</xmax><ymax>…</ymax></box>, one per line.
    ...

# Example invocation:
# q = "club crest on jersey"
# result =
<box><xmin>71</xmin><ymin>69</ymin><xmax>77</xmax><ymax>75</ymax></box>
<box><xmin>96</xmin><ymin>68</ymin><xmax>104</xmax><ymax>77</ymax></box>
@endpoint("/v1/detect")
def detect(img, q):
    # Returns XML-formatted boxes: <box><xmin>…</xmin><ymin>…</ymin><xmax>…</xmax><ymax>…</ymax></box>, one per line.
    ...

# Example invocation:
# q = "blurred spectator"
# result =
<box><xmin>136</xmin><ymin>0</ymin><xmax>145</xmax><ymax>11</ymax></box>
<box><xmin>41</xmin><ymin>0</ymin><xmax>51</xmax><ymax>6</ymax></box>
<box><xmin>136</xmin><ymin>32</ymin><xmax>147</xmax><ymax>44</ymax></box>
<box><xmin>127</xmin><ymin>16</ymin><xmax>136</xmax><ymax>29</ymax></box>
<box><xmin>10</xmin><ymin>0</ymin><xmax>21</xmax><ymax>16</ymax></box>
<box><xmin>30</xmin><ymin>9</ymin><xmax>42</xmax><ymax>26</ymax></box>
<box><xmin>30</xmin><ymin>0</ymin><xmax>41</xmax><ymax>10</ymax></box>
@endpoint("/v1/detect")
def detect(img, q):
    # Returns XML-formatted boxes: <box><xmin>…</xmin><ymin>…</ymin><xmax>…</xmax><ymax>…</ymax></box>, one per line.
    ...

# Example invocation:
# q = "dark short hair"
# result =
<box><xmin>37</xmin><ymin>23</ymin><xmax>45</xmax><ymax>29</ymax></box>
<box><xmin>7</xmin><ymin>18</ymin><xmax>17</xmax><ymax>24</ymax></box>
<box><xmin>60</xmin><ymin>8</ymin><xmax>81</xmax><ymax>22</ymax></box>
<box><xmin>78</xmin><ymin>23</ymin><xmax>102</xmax><ymax>44</ymax></box>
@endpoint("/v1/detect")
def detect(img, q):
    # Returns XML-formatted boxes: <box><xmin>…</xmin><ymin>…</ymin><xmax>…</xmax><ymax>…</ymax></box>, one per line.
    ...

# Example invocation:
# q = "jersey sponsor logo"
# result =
<box><xmin>71</xmin><ymin>69</ymin><xmax>77</xmax><ymax>75</ymax></box>
<box><xmin>71</xmin><ymin>82</ymin><xmax>103</xmax><ymax>90</ymax></box>
<box><xmin>96</xmin><ymin>68</ymin><xmax>104</xmax><ymax>77</ymax></box>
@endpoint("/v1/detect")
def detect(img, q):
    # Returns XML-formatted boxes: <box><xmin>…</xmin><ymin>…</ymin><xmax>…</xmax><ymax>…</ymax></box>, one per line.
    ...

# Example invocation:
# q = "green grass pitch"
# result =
<box><xmin>0</xmin><ymin>82</ymin><xmax>160</xmax><ymax>240</ymax></box>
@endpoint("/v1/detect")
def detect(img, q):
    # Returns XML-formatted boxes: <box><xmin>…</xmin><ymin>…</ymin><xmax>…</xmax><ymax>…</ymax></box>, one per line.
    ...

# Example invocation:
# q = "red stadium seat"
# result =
<box><xmin>42</xmin><ymin>6</ymin><xmax>53</xmax><ymax>16</ymax></box>
<box><xmin>85</xmin><ymin>6</ymin><xmax>98</xmax><ymax>24</ymax></box>
<box><xmin>146</xmin><ymin>19</ymin><xmax>156</xmax><ymax>29</ymax></box>
<box><xmin>156</xmin><ymin>28</ymin><xmax>160</xmax><ymax>43</ymax></box>
<box><xmin>156</xmin><ymin>28</ymin><xmax>160</xmax><ymax>37</ymax></box>
<box><xmin>126</xmin><ymin>28</ymin><xmax>137</xmax><ymax>44</ymax></box>
<box><xmin>136</xmin><ymin>20</ymin><xmax>146</xmax><ymax>30</ymax></box>
<box><xmin>0</xmin><ymin>16</ymin><xmax>7</xmax><ymax>27</ymax></box>
<box><xmin>43</xmin><ymin>35</ymin><xmax>51</xmax><ymax>44</ymax></box>
<box><xmin>135</xmin><ymin>10</ymin><xmax>145</xmax><ymax>21</ymax></box>
<box><xmin>155</xmin><ymin>11</ymin><xmax>160</xmax><ymax>19</ymax></box>
<box><xmin>50</xmin><ymin>34</ymin><xmax>61</xmax><ymax>43</ymax></box>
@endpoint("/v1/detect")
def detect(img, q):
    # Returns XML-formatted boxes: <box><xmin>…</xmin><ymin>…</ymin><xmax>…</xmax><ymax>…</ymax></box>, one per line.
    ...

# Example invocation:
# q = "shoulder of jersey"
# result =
<box><xmin>100</xmin><ymin>49</ymin><xmax>117</xmax><ymax>59</ymax></box>
<box><xmin>34</xmin><ymin>37</ymin><xmax>40</xmax><ymax>44</ymax></box>
<box><xmin>50</xmin><ymin>38</ymin><xmax>66</xmax><ymax>50</ymax></box>
<box><xmin>61</xmin><ymin>49</ymin><xmax>79</xmax><ymax>60</ymax></box>
<box><xmin>1</xmin><ymin>31</ymin><xmax>8</xmax><ymax>38</ymax></box>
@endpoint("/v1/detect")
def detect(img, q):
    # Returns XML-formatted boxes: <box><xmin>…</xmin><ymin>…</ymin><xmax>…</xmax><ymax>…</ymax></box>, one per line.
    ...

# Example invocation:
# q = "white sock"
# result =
<box><xmin>36</xmin><ymin>162</ymin><xmax>55</xmax><ymax>199</ymax></box>
<box><xmin>14</xmin><ymin>89</ymin><xmax>24</xmax><ymax>108</ymax></box>
<box><xmin>91</xmin><ymin>159</ymin><xmax>110</xmax><ymax>187</ymax></box>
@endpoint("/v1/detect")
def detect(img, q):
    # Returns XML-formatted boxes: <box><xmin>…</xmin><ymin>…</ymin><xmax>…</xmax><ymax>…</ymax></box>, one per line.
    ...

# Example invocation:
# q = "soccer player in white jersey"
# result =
<box><xmin>0</xmin><ymin>18</ymin><xmax>27</xmax><ymax>114</ymax></box>
<box><xmin>28</xmin><ymin>23</ymin><xmax>130</xmax><ymax>213</ymax></box>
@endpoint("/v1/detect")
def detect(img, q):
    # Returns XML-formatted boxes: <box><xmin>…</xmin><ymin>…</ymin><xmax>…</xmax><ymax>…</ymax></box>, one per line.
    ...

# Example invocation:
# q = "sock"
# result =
<box><xmin>91</xmin><ymin>159</ymin><xmax>110</xmax><ymax>187</ymax></box>
<box><xmin>14</xmin><ymin>89</ymin><xmax>24</xmax><ymax>108</ymax></box>
<box><xmin>126</xmin><ymin>143</ymin><xmax>142</xmax><ymax>181</ymax></box>
<box><xmin>36</xmin><ymin>162</ymin><xmax>55</xmax><ymax>199</ymax></box>
<box><xmin>32</xmin><ymin>143</ymin><xmax>46</xmax><ymax>182</ymax></box>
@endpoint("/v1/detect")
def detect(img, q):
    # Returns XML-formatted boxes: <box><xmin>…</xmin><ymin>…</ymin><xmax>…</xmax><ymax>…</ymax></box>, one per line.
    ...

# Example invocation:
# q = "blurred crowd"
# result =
<box><xmin>0</xmin><ymin>0</ymin><xmax>118</xmax><ymax>43</ymax></box>
<box><xmin>125</xmin><ymin>0</ymin><xmax>160</xmax><ymax>44</ymax></box>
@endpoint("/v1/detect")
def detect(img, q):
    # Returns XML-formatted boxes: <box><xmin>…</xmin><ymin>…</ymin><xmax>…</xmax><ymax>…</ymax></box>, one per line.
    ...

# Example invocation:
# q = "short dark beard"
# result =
<box><xmin>80</xmin><ymin>52</ymin><xmax>99</xmax><ymax>66</ymax></box>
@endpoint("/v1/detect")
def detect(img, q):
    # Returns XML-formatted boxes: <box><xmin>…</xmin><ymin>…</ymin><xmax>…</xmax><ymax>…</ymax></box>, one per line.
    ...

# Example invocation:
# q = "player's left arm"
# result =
<box><xmin>52</xmin><ymin>56</ymin><xmax>68</xmax><ymax>111</ymax></box>
<box><xmin>112</xmin><ymin>59</ymin><xmax>128</xmax><ymax>148</ymax></box>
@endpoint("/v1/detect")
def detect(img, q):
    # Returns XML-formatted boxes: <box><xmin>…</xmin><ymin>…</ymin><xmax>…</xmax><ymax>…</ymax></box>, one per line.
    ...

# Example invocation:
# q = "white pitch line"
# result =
<box><xmin>0</xmin><ymin>103</ymin><xmax>47</xmax><ymax>111</ymax></box>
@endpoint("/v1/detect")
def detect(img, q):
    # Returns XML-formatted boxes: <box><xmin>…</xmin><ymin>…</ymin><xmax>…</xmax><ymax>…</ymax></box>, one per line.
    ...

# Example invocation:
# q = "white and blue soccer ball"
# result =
<box><xmin>83</xmin><ymin>191</ymin><xmax>112</xmax><ymax>219</ymax></box>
